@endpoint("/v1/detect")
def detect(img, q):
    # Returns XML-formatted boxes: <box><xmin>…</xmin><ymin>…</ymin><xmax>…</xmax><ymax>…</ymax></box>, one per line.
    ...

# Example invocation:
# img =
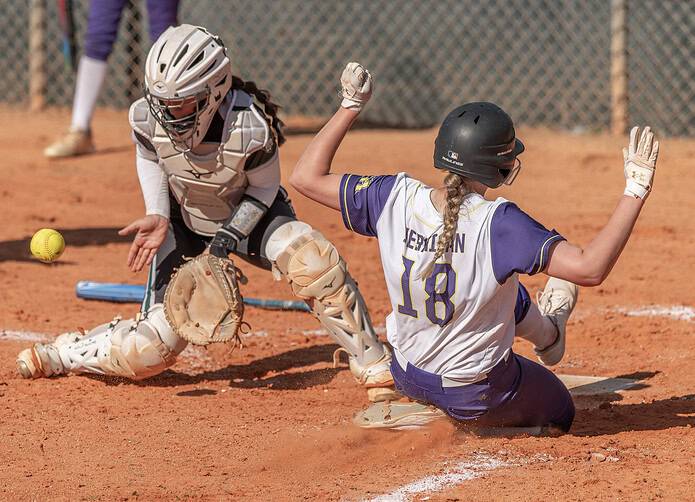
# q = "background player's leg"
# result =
<box><xmin>71</xmin><ymin>0</ymin><xmax>129</xmax><ymax>129</ymax></box>
<box><xmin>44</xmin><ymin>0</ymin><xmax>128</xmax><ymax>158</ymax></box>
<box><xmin>145</xmin><ymin>0</ymin><xmax>180</xmax><ymax>41</ymax></box>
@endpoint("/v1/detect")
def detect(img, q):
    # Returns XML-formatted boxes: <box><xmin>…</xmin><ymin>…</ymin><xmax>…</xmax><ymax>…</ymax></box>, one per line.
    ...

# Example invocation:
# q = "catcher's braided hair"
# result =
<box><xmin>421</xmin><ymin>173</ymin><xmax>471</xmax><ymax>278</ymax></box>
<box><xmin>232</xmin><ymin>75</ymin><xmax>286</xmax><ymax>146</ymax></box>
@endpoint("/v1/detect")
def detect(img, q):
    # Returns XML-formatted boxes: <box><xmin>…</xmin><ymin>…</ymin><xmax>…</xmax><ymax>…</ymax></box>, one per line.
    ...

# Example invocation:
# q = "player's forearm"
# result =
<box><xmin>547</xmin><ymin>125</ymin><xmax>658</xmax><ymax>286</ymax></box>
<box><xmin>290</xmin><ymin>107</ymin><xmax>357</xmax><ymax>210</ymax></box>
<box><xmin>547</xmin><ymin>195</ymin><xmax>643</xmax><ymax>285</ymax></box>
<box><xmin>136</xmin><ymin>155</ymin><xmax>170</xmax><ymax>218</ymax></box>
<box><xmin>579</xmin><ymin>195</ymin><xmax>643</xmax><ymax>282</ymax></box>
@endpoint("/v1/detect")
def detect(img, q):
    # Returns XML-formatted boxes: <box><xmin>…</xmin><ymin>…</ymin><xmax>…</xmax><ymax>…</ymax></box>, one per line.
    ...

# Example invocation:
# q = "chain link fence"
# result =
<box><xmin>627</xmin><ymin>0</ymin><xmax>695</xmax><ymax>136</ymax></box>
<box><xmin>1</xmin><ymin>0</ymin><xmax>693</xmax><ymax>135</ymax></box>
<box><xmin>1</xmin><ymin>1</ymin><xmax>29</xmax><ymax>106</ymax></box>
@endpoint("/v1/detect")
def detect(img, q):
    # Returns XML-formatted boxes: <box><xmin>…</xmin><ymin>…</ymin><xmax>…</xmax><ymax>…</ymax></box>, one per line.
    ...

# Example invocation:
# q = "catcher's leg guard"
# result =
<box><xmin>16</xmin><ymin>304</ymin><xmax>187</xmax><ymax>380</ymax></box>
<box><xmin>266</xmin><ymin>222</ymin><xmax>395</xmax><ymax>400</ymax></box>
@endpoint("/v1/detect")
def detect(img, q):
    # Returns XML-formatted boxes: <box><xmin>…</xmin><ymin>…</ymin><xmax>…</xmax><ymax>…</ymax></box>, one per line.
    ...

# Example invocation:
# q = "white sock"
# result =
<box><xmin>516</xmin><ymin>302</ymin><xmax>558</xmax><ymax>350</ymax></box>
<box><xmin>70</xmin><ymin>56</ymin><xmax>108</xmax><ymax>132</ymax></box>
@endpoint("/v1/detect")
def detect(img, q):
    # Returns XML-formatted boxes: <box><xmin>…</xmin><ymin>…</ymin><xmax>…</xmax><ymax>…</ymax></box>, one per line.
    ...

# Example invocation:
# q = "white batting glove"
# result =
<box><xmin>340</xmin><ymin>62</ymin><xmax>373</xmax><ymax>112</ymax></box>
<box><xmin>623</xmin><ymin>125</ymin><xmax>659</xmax><ymax>200</ymax></box>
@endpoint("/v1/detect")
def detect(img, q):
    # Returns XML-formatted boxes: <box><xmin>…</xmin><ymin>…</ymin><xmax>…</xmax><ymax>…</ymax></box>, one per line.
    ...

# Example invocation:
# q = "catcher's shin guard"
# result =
<box><xmin>267</xmin><ymin>222</ymin><xmax>395</xmax><ymax>400</ymax></box>
<box><xmin>16</xmin><ymin>304</ymin><xmax>187</xmax><ymax>380</ymax></box>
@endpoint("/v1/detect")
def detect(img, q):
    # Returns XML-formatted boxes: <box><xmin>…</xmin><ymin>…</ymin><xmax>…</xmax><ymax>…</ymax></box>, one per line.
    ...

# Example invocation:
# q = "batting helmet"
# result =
<box><xmin>433</xmin><ymin>102</ymin><xmax>525</xmax><ymax>188</ymax></box>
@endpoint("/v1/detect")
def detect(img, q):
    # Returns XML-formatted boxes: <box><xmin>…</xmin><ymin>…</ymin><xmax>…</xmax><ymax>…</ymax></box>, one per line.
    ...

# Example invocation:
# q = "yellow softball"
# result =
<box><xmin>30</xmin><ymin>228</ymin><xmax>65</xmax><ymax>263</ymax></box>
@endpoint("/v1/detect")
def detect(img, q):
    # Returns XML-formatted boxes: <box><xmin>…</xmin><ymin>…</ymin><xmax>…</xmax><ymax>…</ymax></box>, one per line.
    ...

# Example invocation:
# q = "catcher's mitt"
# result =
<box><xmin>163</xmin><ymin>254</ymin><xmax>245</xmax><ymax>346</ymax></box>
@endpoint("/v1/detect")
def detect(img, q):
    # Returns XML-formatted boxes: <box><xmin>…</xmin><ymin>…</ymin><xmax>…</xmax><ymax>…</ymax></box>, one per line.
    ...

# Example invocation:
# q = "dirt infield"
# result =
<box><xmin>1</xmin><ymin>106</ymin><xmax>694</xmax><ymax>501</ymax></box>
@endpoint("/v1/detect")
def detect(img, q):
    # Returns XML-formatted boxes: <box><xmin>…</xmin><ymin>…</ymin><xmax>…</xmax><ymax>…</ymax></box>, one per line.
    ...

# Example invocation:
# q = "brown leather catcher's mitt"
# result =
<box><xmin>163</xmin><ymin>254</ymin><xmax>245</xmax><ymax>346</ymax></box>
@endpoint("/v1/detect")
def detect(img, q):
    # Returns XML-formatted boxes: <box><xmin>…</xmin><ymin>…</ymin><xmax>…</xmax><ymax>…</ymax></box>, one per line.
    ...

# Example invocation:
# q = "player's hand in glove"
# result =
<box><xmin>623</xmin><ymin>125</ymin><xmax>659</xmax><ymax>200</ymax></box>
<box><xmin>340</xmin><ymin>62</ymin><xmax>373</xmax><ymax>112</ymax></box>
<box><xmin>119</xmin><ymin>214</ymin><xmax>169</xmax><ymax>272</ymax></box>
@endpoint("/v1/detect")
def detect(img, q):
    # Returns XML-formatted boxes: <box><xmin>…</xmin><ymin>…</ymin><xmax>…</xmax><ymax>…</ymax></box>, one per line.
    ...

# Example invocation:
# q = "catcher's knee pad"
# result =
<box><xmin>272</xmin><ymin>227</ymin><xmax>346</xmax><ymax>301</ymax></box>
<box><xmin>17</xmin><ymin>304</ymin><xmax>187</xmax><ymax>380</ymax></box>
<box><xmin>109</xmin><ymin>304</ymin><xmax>188</xmax><ymax>379</ymax></box>
<box><xmin>267</xmin><ymin>223</ymin><xmax>393</xmax><ymax>392</ymax></box>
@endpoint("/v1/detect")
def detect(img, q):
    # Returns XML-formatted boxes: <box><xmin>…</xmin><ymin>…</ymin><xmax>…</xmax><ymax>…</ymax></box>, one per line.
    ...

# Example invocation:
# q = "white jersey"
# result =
<box><xmin>339</xmin><ymin>173</ymin><xmax>563</xmax><ymax>381</ymax></box>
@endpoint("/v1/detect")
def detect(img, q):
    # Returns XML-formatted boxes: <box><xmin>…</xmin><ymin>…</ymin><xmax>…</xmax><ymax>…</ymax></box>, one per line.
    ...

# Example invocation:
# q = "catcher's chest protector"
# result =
<box><xmin>152</xmin><ymin>90</ymin><xmax>271</xmax><ymax>236</ymax></box>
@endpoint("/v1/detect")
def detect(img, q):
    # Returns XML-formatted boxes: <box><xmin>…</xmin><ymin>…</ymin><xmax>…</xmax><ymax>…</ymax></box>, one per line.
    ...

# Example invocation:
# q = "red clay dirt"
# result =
<box><xmin>0</xmin><ymin>106</ymin><xmax>694</xmax><ymax>501</ymax></box>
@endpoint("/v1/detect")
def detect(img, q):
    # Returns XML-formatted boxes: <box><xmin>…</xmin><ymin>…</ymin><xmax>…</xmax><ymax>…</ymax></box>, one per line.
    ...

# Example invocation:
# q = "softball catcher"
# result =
<box><xmin>17</xmin><ymin>25</ymin><xmax>393</xmax><ymax>401</ymax></box>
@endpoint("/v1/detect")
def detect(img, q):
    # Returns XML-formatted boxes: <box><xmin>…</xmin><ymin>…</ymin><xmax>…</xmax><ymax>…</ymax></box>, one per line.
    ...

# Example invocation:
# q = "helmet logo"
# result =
<box><xmin>152</xmin><ymin>81</ymin><xmax>168</xmax><ymax>94</ymax></box>
<box><xmin>447</xmin><ymin>150</ymin><xmax>459</xmax><ymax>160</ymax></box>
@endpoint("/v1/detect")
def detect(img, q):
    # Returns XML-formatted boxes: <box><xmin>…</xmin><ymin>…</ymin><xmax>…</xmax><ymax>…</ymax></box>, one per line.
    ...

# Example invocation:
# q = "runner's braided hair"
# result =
<box><xmin>231</xmin><ymin>75</ymin><xmax>286</xmax><ymax>146</ymax></box>
<box><xmin>421</xmin><ymin>173</ymin><xmax>471</xmax><ymax>278</ymax></box>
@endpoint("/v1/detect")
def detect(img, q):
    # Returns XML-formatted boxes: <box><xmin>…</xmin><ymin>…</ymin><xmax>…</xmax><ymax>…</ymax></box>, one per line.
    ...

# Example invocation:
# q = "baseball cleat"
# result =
<box><xmin>16</xmin><ymin>348</ymin><xmax>41</xmax><ymax>379</ymax></box>
<box><xmin>16</xmin><ymin>332</ymin><xmax>81</xmax><ymax>379</ymax></box>
<box><xmin>353</xmin><ymin>401</ymin><xmax>446</xmax><ymax>429</ymax></box>
<box><xmin>16</xmin><ymin>343</ymin><xmax>65</xmax><ymax>378</ymax></box>
<box><xmin>367</xmin><ymin>386</ymin><xmax>401</xmax><ymax>403</ymax></box>
<box><xmin>44</xmin><ymin>128</ymin><xmax>95</xmax><ymax>158</ymax></box>
<box><xmin>535</xmin><ymin>278</ymin><xmax>579</xmax><ymax>366</ymax></box>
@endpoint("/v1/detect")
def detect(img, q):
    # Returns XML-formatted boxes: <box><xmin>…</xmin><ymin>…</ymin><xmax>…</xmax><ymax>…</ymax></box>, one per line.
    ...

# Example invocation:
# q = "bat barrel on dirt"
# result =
<box><xmin>75</xmin><ymin>281</ymin><xmax>311</xmax><ymax>312</ymax></box>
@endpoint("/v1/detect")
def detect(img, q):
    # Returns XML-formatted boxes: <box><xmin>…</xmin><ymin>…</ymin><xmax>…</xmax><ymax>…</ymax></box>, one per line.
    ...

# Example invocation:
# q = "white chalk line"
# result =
<box><xmin>617</xmin><ymin>305</ymin><xmax>695</xmax><ymax>322</ymax></box>
<box><xmin>297</xmin><ymin>326</ymin><xmax>387</xmax><ymax>337</ymax></box>
<box><xmin>364</xmin><ymin>454</ymin><xmax>509</xmax><ymax>502</ymax></box>
<box><xmin>0</xmin><ymin>329</ymin><xmax>51</xmax><ymax>343</ymax></box>
<box><xmin>363</xmin><ymin>452</ymin><xmax>552</xmax><ymax>502</ymax></box>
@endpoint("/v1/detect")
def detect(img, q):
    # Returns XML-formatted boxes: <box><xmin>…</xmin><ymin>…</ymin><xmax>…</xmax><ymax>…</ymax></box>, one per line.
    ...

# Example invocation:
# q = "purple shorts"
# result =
<box><xmin>84</xmin><ymin>0</ymin><xmax>180</xmax><ymax>61</ymax></box>
<box><xmin>391</xmin><ymin>351</ymin><xmax>575</xmax><ymax>432</ymax></box>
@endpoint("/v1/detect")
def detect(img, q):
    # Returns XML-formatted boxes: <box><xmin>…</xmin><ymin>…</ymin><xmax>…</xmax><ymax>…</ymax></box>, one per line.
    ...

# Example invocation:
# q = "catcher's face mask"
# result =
<box><xmin>144</xmin><ymin>87</ymin><xmax>211</xmax><ymax>152</ymax></box>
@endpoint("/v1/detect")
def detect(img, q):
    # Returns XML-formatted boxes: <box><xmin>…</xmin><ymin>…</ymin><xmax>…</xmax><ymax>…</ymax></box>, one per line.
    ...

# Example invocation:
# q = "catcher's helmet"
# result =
<box><xmin>144</xmin><ymin>24</ymin><xmax>232</xmax><ymax>151</ymax></box>
<box><xmin>433</xmin><ymin>102</ymin><xmax>525</xmax><ymax>188</ymax></box>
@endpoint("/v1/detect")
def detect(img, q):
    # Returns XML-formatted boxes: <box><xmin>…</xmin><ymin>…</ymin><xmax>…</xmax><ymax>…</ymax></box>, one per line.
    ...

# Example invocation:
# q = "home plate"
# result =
<box><xmin>558</xmin><ymin>374</ymin><xmax>640</xmax><ymax>396</ymax></box>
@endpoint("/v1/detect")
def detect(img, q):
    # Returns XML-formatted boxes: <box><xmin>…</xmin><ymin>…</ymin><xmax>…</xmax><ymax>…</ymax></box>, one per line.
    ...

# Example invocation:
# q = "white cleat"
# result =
<box><xmin>43</xmin><ymin>128</ymin><xmax>95</xmax><ymax>158</ymax></box>
<box><xmin>534</xmin><ymin>278</ymin><xmax>579</xmax><ymax>366</ymax></box>
<box><xmin>16</xmin><ymin>332</ymin><xmax>81</xmax><ymax>379</ymax></box>
<box><xmin>353</xmin><ymin>401</ymin><xmax>446</xmax><ymax>429</ymax></box>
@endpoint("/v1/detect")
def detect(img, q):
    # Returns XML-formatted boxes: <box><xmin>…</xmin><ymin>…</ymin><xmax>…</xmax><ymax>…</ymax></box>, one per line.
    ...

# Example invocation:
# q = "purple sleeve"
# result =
<box><xmin>339</xmin><ymin>174</ymin><xmax>397</xmax><ymax>237</ymax></box>
<box><xmin>490</xmin><ymin>202</ymin><xmax>565</xmax><ymax>284</ymax></box>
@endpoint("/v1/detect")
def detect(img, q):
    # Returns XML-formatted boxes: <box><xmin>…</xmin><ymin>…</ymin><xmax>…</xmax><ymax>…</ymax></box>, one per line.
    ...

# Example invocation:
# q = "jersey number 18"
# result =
<box><xmin>397</xmin><ymin>256</ymin><xmax>456</xmax><ymax>327</ymax></box>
